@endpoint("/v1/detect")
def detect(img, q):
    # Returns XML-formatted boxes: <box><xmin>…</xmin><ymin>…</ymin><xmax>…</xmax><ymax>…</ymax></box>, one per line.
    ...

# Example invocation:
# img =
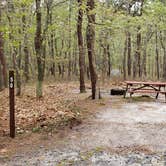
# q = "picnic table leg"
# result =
<box><xmin>164</xmin><ymin>86</ymin><xmax>166</xmax><ymax>103</ymax></box>
<box><xmin>124</xmin><ymin>84</ymin><xmax>128</xmax><ymax>98</ymax></box>
<box><xmin>156</xmin><ymin>86</ymin><xmax>161</xmax><ymax>99</ymax></box>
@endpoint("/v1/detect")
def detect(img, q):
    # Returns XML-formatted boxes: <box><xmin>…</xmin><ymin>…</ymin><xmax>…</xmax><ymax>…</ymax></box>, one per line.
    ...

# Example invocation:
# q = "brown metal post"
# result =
<box><xmin>9</xmin><ymin>70</ymin><xmax>15</xmax><ymax>138</ymax></box>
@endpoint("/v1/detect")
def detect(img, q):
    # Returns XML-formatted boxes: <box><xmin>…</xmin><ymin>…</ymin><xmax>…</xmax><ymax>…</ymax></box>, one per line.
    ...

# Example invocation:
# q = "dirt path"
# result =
<box><xmin>2</xmin><ymin>94</ymin><xmax>166</xmax><ymax>166</ymax></box>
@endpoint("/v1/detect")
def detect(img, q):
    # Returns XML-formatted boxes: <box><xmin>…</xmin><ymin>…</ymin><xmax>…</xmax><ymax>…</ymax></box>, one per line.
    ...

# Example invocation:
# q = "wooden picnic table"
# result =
<box><xmin>124</xmin><ymin>81</ymin><xmax>166</xmax><ymax>101</ymax></box>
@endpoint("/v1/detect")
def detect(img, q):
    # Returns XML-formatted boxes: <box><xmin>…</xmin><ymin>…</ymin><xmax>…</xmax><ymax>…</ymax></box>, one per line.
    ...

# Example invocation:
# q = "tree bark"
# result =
<box><xmin>46</xmin><ymin>0</ymin><xmax>55</xmax><ymax>77</ymax></box>
<box><xmin>16</xmin><ymin>37</ymin><xmax>22</xmax><ymax>96</ymax></box>
<box><xmin>68</xmin><ymin>0</ymin><xmax>72</xmax><ymax>78</ymax></box>
<box><xmin>77</xmin><ymin>0</ymin><xmax>86</xmax><ymax>92</ymax></box>
<box><xmin>137</xmin><ymin>28</ymin><xmax>142</xmax><ymax>78</ymax></box>
<box><xmin>35</xmin><ymin>0</ymin><xmax>44</xmax><ymax>98</ymax></box>
<box><xmin>142</xmin><ymin>46</ymin><xmax>147</xmax><ymax>77</ymax></box>
<box><xmin>107</xmin><ymin>44</ymin><xmax>111</xmax><ymax>77</ymax></box>
<box><xmin>133</xmin><ymin>26</ymin><xmax>141</xmax><ymax>78</ymax></box>
<box><xmin>142</xmin><ymin>30</ymin><xmax>153</xmax><ymax>78</ymax></box>
<box><xmin>163</xmin><ymin>50</ymin><xmax>166</xmax><ymax>80</ymax></box>
<box><xmin>99</xmin><ymin>34</ymin><xmax>108</xmax><ymax>84</ymax></box>
<box><xmin>155</xmin><ymin>30</ymin><xmax>160</xmax><ymax>80</ymax></box>
<box><xmin>127</xmin><ymin>31</ymin><xmax>131</xmax><ymax>77</ymax></box>
<box><xmin>86</xmin><ymin>0</ymin><xmax>97</xmax><ymax>99</ymax></box>
<box><xmin>0</xmin><ymin>8</ymin><xmax>7</xmax><ymax>88</ymax></box>
<box><xmin>123</xmin><ymin>32</ymin><xmax>127</xmax><ymax>80</ymax></box>
<box><xmin>159</xmin><ymin>31</ymin><xmax>166</xmax><ymax>80</ymax></box>
<box><xmin>22</xmin><ymin>5</ymin><xmax>29</xmax><ymax>82</ymax></box>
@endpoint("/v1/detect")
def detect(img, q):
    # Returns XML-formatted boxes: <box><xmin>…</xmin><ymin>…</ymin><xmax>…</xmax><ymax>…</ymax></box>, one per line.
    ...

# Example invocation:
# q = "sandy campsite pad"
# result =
<box><xmin>2</xmin><ymin>94</ymin><xmax>166</xmax><ymax>165</ymax></box>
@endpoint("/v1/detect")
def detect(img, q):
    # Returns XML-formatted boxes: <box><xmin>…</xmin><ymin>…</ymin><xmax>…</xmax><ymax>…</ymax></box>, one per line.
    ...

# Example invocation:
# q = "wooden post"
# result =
<box><xmin>9</xmin><ymin>70</ymin><xmax>15</xmax><ymax>138</ymax></box>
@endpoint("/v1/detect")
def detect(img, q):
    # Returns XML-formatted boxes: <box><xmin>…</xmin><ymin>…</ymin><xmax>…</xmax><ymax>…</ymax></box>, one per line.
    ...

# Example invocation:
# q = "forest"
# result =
<box><xmin>0</xmin><ymin>0</ymin><xmax>166</xmax><ymax>98</ymax></box>
<box><xmin>0</xmin><ymin>0</ymin><xmax>166</xmax><ymax>165</ymax></box>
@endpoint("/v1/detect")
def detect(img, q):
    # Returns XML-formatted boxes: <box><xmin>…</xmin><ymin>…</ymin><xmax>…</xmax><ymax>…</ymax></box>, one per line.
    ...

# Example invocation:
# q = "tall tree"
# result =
<box><xmin>159</xmin><ymin>31</ymin><xmax>166</xmax><ymax>80</ymax></box>
<box><xmin>142</xmin><ymin>29</ymin><xmax>153</xmax><ymax>78</ymax></box>
<box><xmin>0</xmin><ymin>7</ymin><xmax>7</xmax><ymax>88</ymax></box>
<box><xmin>35</xmin><ymin>0</ymin><xmax>45</xmax><ymax>98</ymax></box>
<box><xmin>22</xmin><ymin>4</ymin><xmax>30</xmax><ymax>82</ymax></box>
<box><xmin>127</xmin><ymin>31</ymin><xmax>131</xmax><ymax>77</ymax></box>
<box><xmin>7</xmin><ymin>0</ymin><xmax>22</xmax><ymax>95</ymax></box>
<box><xmin>86</xmin><ymin>0</ymin><xmax>97</xmax><ymax>99</ymax></box>
<box><xmin>123</xmin><ymin>31</ymin><xmax>127</xmax><ymax>80</ymax></box>
<box><xmin>68</xmin><ymin>0</ymin><xmax>72</xmax><ymax>78</ymax></box>
<box><xmin>133</xmin><ymin>26</ymin><xmax>141</xmax><ymax>78</ymax></box>
<box><xmin>46</xmin><ymin>0</ymin><xmax>55</xmax><ymax>77</ymax></box>
<box><xmin>155</xmin><ymin>29</ymin><xmax>160</xmax><ymax>79</ymax></box>
<box><xmin>77</xmin><ymin>0</ymin><xmax>86</xmax><ymax>93</ymax></box>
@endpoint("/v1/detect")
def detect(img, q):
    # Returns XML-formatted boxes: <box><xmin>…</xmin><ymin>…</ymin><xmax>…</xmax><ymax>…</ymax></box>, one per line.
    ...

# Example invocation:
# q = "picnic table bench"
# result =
<box><xmin>124</xmin><ymin>81</ymin><xmax>166</xmax><ymax>101</ymax></box>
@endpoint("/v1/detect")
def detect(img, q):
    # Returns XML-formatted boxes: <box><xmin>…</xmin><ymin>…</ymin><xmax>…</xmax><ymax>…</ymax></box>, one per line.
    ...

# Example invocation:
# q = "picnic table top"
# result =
<box><xmin>124</xmin><ymin>81</ymin><xmax>166</xmax><ymax>86</ymax></box>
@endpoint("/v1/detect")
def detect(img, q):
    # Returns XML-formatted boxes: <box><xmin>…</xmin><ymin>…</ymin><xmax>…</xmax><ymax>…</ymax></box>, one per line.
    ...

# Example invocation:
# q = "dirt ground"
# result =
<box><xmin>0</xmin><ymin>82</ymin><xmax>166</xmax><ymax>165</ymax></box>
<box><xmin>0</xmin><ymin>82</ymin><xmax>110</xmax><ymax>158</ymax></box>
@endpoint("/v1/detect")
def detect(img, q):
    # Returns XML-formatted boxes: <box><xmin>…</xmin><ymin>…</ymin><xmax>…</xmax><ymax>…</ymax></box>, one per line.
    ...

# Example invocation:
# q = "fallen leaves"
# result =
<box><xmin>0</xmin><ymin>82</ymin><xmax>84</xmax><ymax>136</ymax></box>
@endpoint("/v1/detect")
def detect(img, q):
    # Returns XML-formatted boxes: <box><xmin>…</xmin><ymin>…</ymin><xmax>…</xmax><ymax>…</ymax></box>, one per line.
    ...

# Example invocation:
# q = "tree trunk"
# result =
<box><xmin>22</xmin><ymin>5</ymin><xmax>29</xmax><ymax>82</ymax></box>
<box><xmin>24</xmin><ymin>45</ymin><xmax>29</xmax><ymax>82</ymax></box>
<box><xmin>99</xmin><ymin>35</ymin><xmax>108</xmax><ymax>84</ymax></box>
<box><xmin>133</xmin><ymin>26</ymin><xmax>141</xmax><ymax>78</ymax></box>
<box><xmin>46</xmin><ymin>0</ymin><xmax>55</xmax><ymax>77</ymax></box>
<box><xmin>137</xmin><ymin>28</ymin><xmax>142</xmax><ymax>78</ymax></box>
<box><xmin>159</xmin><ymin>31</ymin><xmax>166</xmax><ymax>80</ymax></box>
<box><xmin>0</xmin><ymin>32</ymin><xmax>7</xmax><ymax>88</ymax></box>
<box><xmin>142</xmin><ymin>46</ymin><xmax>147</xmax><ymax>77</ymax></box>
<box><xmin>16</xmin><ymin>39</ymin><xmax>22</xmax><ymax>96</ymax></box>
<box><xmin>163</xmin><ymin>49</ymin><xmax>166</xmax><ymax>80</ymax></box>
<box><xmin>68</xmin><ymin>0</ymin><xmax>72</xmax><ymax>78</ymax></box>
<box><xmin>142</xmin><ymin>30</ymin><xmax>153</xmax><ymax>78</ymax></box>
<box><xmin>123</xmin><ymin>32</ymin><xmax>127</xmax><ymax>80</ymax></box>
<box><xmin>86</xmin><ymin>0</ymin><xmax>97</xmax><ymax>99</ymax></box>
<box><xmin>50</xmin><ymin>33</ymin><xmax>55</xmax><ymax>77</ymax></box>
<box><xmin>35</xmin><ymin>0</ymin><xmax>44</xmax><ymax>98</ymax></box>
<box><xmin>155</xmin><ymin>30</ymin><xmax>160</xmax><ymax>80</ymax></box>
<box><xmin>127</xmin><ymin>31</ymin><xmax>131</xmax><ymax>77</ymax></box>
<box><xmin>77</xmin><ymin>0</ymin><xmax>86</xmax><ymax>92</ymax></box>
<box><xmin>102</xmin><ymin>41</ymin><xmax>108</xmax><ymax>84</ymax></box>
<box><xmin>107</xmin><ymin>44</ymin><xmax>111</xmax><ymax>77</ymax></box>
<box><xmin>73</xmin><ymin>37</ymin><xmax>78</xmax><ymax>76</ymax></box>
<box><xmin>0</xmin><ymin>9</ymin><xmax>7</xmax><ymax>88</ymax></box>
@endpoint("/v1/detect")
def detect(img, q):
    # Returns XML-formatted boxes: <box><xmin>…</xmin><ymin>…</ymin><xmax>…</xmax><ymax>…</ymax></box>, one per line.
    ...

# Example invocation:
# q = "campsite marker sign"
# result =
<box><xmin>9</xmin><ymin>70</ymin><xmax>15</xmax><ymax>138</ymax></box>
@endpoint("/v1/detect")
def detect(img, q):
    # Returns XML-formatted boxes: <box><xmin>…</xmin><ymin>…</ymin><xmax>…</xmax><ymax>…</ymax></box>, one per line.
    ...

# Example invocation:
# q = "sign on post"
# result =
<box><xmin>9</xmin><ymin>70</ymin><xmax>15</xmax><ymax>138</ymax></box>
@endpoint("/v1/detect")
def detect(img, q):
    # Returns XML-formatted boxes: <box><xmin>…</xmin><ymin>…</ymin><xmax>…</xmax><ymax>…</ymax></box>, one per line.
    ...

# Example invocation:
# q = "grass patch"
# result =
<box><xmin>80</xmin><ymin>147</ymin><xmax>103</xmax><ymax>161</ymax></box>
<box><xmin>32</xmin><ymin>127</ymin><xmax>41</xmax><ymax>133</ymax></box>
